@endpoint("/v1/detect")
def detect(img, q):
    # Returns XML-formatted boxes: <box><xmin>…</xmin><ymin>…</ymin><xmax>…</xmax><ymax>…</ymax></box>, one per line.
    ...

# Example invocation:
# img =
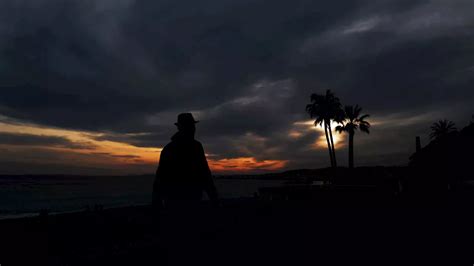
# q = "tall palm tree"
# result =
<box><xmin>307</xmin><ymin>94</ymin><xmax>333</xmax><ymax>167</ymax></box>
<box><xmin>430</xmin><ymin>120</ymin><xmax>456</xmax><ymax>140</ymax></box>
<box><xmin>306</xmin><ymin>90</ymin><xmax>342</xmax><ymax>168</ymax></box>
<box><xmin>335</xmin><ymin>105</ymin><xmax>370</xmax><ymax>168</ymax></box>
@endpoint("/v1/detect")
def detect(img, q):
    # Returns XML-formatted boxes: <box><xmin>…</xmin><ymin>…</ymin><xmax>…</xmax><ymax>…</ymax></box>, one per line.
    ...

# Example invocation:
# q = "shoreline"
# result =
<box><xmin>0</xmin><ymin>198</ymin><xmax>257</xmax><ymax>221</ymax></box>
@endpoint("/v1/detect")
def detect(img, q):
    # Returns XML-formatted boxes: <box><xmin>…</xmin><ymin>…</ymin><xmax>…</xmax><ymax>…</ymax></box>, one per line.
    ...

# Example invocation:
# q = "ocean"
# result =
<box><xmin>0</xmin><ymin>175</ymin><xmax>284</xmax><ymax>219</ymax></box>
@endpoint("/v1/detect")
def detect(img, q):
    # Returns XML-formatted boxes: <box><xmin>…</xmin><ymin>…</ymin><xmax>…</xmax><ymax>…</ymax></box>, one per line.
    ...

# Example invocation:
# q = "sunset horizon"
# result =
<box><xmin>1</xmin><ymin>0</ymin><xmax>473</xmax><ymax>176</ymax></box>
<box><xmin>0</xmin><ymin>1</ymin><xmax>470</xmax><ymax>264</ymax></box>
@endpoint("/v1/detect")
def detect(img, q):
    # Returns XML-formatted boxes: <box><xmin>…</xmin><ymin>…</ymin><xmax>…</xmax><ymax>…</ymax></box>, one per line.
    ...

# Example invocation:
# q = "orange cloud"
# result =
<box><xmin>292</xmin><ymin>120</ymin><xmax>346</xmax><ymax>149</ymax></box>
<box><xmin>0</xmin><ymin>120</ymin><xmax>161</xmax><ymax>167</ymax></box>
<box><xmin>208</xmin><ymin>157</ymin><xmax>288</xmax><ymax>173</ymax></box>
<box><xmin>0</xmin><ymin>119</ymin><xmax>289</xmax><ymax>174</ymax></box>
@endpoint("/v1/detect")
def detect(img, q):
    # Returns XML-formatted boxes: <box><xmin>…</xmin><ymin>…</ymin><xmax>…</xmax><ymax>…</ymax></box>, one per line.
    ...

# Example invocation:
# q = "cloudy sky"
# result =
<box><xmin>0</xmin><ymin>0</ymin><xmax>473</xmax><ymax>175</ymax></box>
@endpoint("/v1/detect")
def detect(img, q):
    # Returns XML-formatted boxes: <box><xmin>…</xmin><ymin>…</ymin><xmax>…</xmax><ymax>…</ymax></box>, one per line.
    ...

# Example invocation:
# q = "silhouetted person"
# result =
<box><xmin>152</xmin><ymin>113</ymin><xmax>219</xmax><ymax>209</ymax></box>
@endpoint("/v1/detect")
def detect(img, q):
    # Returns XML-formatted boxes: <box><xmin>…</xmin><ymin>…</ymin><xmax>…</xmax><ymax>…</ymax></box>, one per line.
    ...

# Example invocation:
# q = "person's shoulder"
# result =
<box><xmin>162</xmin><ymin>141</ymin><xmax>176</xmax><ymax>152</ymax></box>
<box><xmin>193</xmin><ymin>139</ymin><xmax>203</xmax><ymax>146</ymax></box>
<box><xmin>193</xmin><ymin>140</ymin><xmax>204</xmax><ymax>149</ymax></box>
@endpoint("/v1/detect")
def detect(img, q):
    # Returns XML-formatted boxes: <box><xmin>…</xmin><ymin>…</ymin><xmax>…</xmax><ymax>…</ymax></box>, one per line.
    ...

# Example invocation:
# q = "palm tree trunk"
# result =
<box><xmin>349</xmin><ymin>131</ymin><xmax>354</xmax><ymax>168</ymax></box>
<box><xmin>327</xmin><ymin>122</ymin><xmax>337</xmax><ymax>168</ymax></box>
<box><xmin>324</xmin><ymin>122</ymin><xmax>334</xmax><ymax>168</ymax></box>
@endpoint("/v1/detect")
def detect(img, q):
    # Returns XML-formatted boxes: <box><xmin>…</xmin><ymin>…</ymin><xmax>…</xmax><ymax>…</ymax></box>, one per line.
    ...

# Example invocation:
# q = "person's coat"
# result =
<box><xmin>153</xmin><ymin>132</ymin><xmax>218</xmax><ymax>206</ymax></box>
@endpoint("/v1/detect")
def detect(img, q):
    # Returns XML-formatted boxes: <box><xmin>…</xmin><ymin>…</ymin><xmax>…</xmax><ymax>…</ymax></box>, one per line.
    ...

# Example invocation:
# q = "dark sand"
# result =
<box><xmin>0</xmin><ymin>197</ymin><xmax>462</xmax><ymax>266</ymax></box>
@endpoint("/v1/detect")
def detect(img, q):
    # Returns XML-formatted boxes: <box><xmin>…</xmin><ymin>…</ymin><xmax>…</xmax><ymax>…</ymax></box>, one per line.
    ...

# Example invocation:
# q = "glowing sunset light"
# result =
<box><xmin>288</xmin><ymin>130</ymin><xmax>303</xmax><ymax>139</ymax></box>
<box><xmin>0</xmin><ymin>121</ymin><xmax>161</xmax><ymax>165</ymax></box>
<box><xmin>313</xmin><ymin>121</ymin><xmax>345</xmax><ymax>149</ymax></box>
<box><xmin>208</xmin><ymin>157</ymin><xmax>288</xmax><ymax>173</ymax></box>
<box><xmin>293</xmin><ymin>120</ymin><xmax>346</xmax><ymax>149</ymax></box>
<box><xmin>0</xmin><ymin>119</ymin><xmax>289</xmax><ymax>173</ymax></box>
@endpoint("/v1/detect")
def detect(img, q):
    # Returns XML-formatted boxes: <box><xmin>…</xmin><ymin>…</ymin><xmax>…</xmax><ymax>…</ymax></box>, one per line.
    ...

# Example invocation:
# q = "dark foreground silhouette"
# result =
<box><xmin>153</xmin><ymin>113</ymin><xmax>219</xmax><ymax>207</ymax></box>
<box><xmin>0</xmin><ymin>161</ymin><xmax>471</xmax><ymax>265</ymax></box>
<box><xmin>0</xmin><ymin>199</ymin><xmax>463</xmax><ymax>266</ymax></box>
<box><xmin>0</xmin><ymin>119</ymin><xmax>472</xmax><ymax>265</ymax></box>
<box><xmin>408</xmin><ymin>121</ymin><xmax>474</xmax><ymax>199</ymax></box>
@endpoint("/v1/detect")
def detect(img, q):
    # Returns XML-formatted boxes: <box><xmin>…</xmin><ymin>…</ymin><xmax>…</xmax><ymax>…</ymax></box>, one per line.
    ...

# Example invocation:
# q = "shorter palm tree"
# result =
<box><xmin>430</xmin><ymin>120</ymin><xmax>456</xmax><ymax>140</ymax></box>
<box><xmin>335</xmin><ymin>105</ymin><xmax>370</xmax><ymax>168</ymax></box>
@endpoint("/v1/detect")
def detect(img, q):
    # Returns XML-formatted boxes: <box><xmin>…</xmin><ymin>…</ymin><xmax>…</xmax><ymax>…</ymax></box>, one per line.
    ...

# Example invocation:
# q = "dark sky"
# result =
<box><xmin>0</xmin><ymin>0</ymin><xmax>473</xmax><ymax>175</ymax></box>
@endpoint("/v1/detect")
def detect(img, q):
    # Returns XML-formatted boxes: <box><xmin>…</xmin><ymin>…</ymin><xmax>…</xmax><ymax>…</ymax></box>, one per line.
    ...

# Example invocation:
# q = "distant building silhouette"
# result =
<box><xmin>408</xmin><ymin>120</ymin><xmax>474</xmax><ymax>198</ymax></box>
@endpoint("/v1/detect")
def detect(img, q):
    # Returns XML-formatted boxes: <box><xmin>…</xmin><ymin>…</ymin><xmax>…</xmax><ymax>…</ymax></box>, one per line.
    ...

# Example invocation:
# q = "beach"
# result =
<box><xmin>0</xmin><ymin>168</ymin><xmax>468</xmax><ymax>265</ymax></box>
<box><xmin>0</xmin><ymin>197</ymin><xmax>455</xmax><ymax>266</ymax></box>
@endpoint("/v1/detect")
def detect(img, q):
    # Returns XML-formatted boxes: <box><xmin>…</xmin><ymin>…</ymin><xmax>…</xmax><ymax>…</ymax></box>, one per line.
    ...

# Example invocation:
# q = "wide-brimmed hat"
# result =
<box><xmin>174</xmin><ymin>113</ymin><xmax>199</xmax><ymax>126</ymax></box>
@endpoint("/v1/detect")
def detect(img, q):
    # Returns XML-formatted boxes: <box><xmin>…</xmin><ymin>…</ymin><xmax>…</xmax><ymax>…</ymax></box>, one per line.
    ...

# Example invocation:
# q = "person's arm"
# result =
<box><xmin>152</xmin><ymin>147</ymin><xmax>167</xmax><ymax>208</ymax></box>
<box><xmin>198</xmin><ymin>143</ymin><xmax>219</xmax><ymax>205</ymax></box>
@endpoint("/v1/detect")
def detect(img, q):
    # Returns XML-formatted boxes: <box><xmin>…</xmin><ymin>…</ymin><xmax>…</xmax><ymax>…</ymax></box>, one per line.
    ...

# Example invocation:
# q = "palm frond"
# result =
<box><xmin>358</xmin><ymin>114</ymin><xmax>370</xmax><ymax>121</ymax></box>
<box><xmin>335</xmin><ymin>125</ymin><xmax>346</xmax><ymax>133</ymax></box>
<box><xmin>430</xmin><ymin>119</ymin><xmax>456</xmax><ymax>139</ymax></box>
<box><xmin>353</xmin><ymin>105</ymin><xmax>362</xmax><ymax>118</ymax></box>
<box><xmin>359</xmin><ymin>123</ymin><xmax>370</xmax><ymax>134</ymax></box>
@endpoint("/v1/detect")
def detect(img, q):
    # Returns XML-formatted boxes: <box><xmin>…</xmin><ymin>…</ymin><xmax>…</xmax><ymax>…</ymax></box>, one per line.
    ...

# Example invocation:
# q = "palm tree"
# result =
<box><xmin>306</xmin><ymin>93</ymin><xmax>333</xmax><ymax>167</ymax></box>
<box><xmin>335</xmin><ymin>105</ymin><xmax>370</xmax><ymax>168</ymax></box>
<box><xmin>430</xmin><ymin>120</ymin><xmax>456</xmax><ymax>140</ymax></box>
<box><xmin>306</xmin><ymin>90</ymin><xmax>342</xmax><ymax>168</ymax></box>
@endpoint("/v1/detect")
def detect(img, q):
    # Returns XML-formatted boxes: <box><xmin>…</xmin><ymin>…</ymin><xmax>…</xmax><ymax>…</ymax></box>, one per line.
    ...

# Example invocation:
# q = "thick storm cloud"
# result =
<box><xmin>0</xmin><ymin>0</ymin><xmax>473</xmax><ymax>173</ymax></box>
<box><xmin>0</xmin><ymin>132</ymin><xmax>94</xmax><ymax>149</ymax></box>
